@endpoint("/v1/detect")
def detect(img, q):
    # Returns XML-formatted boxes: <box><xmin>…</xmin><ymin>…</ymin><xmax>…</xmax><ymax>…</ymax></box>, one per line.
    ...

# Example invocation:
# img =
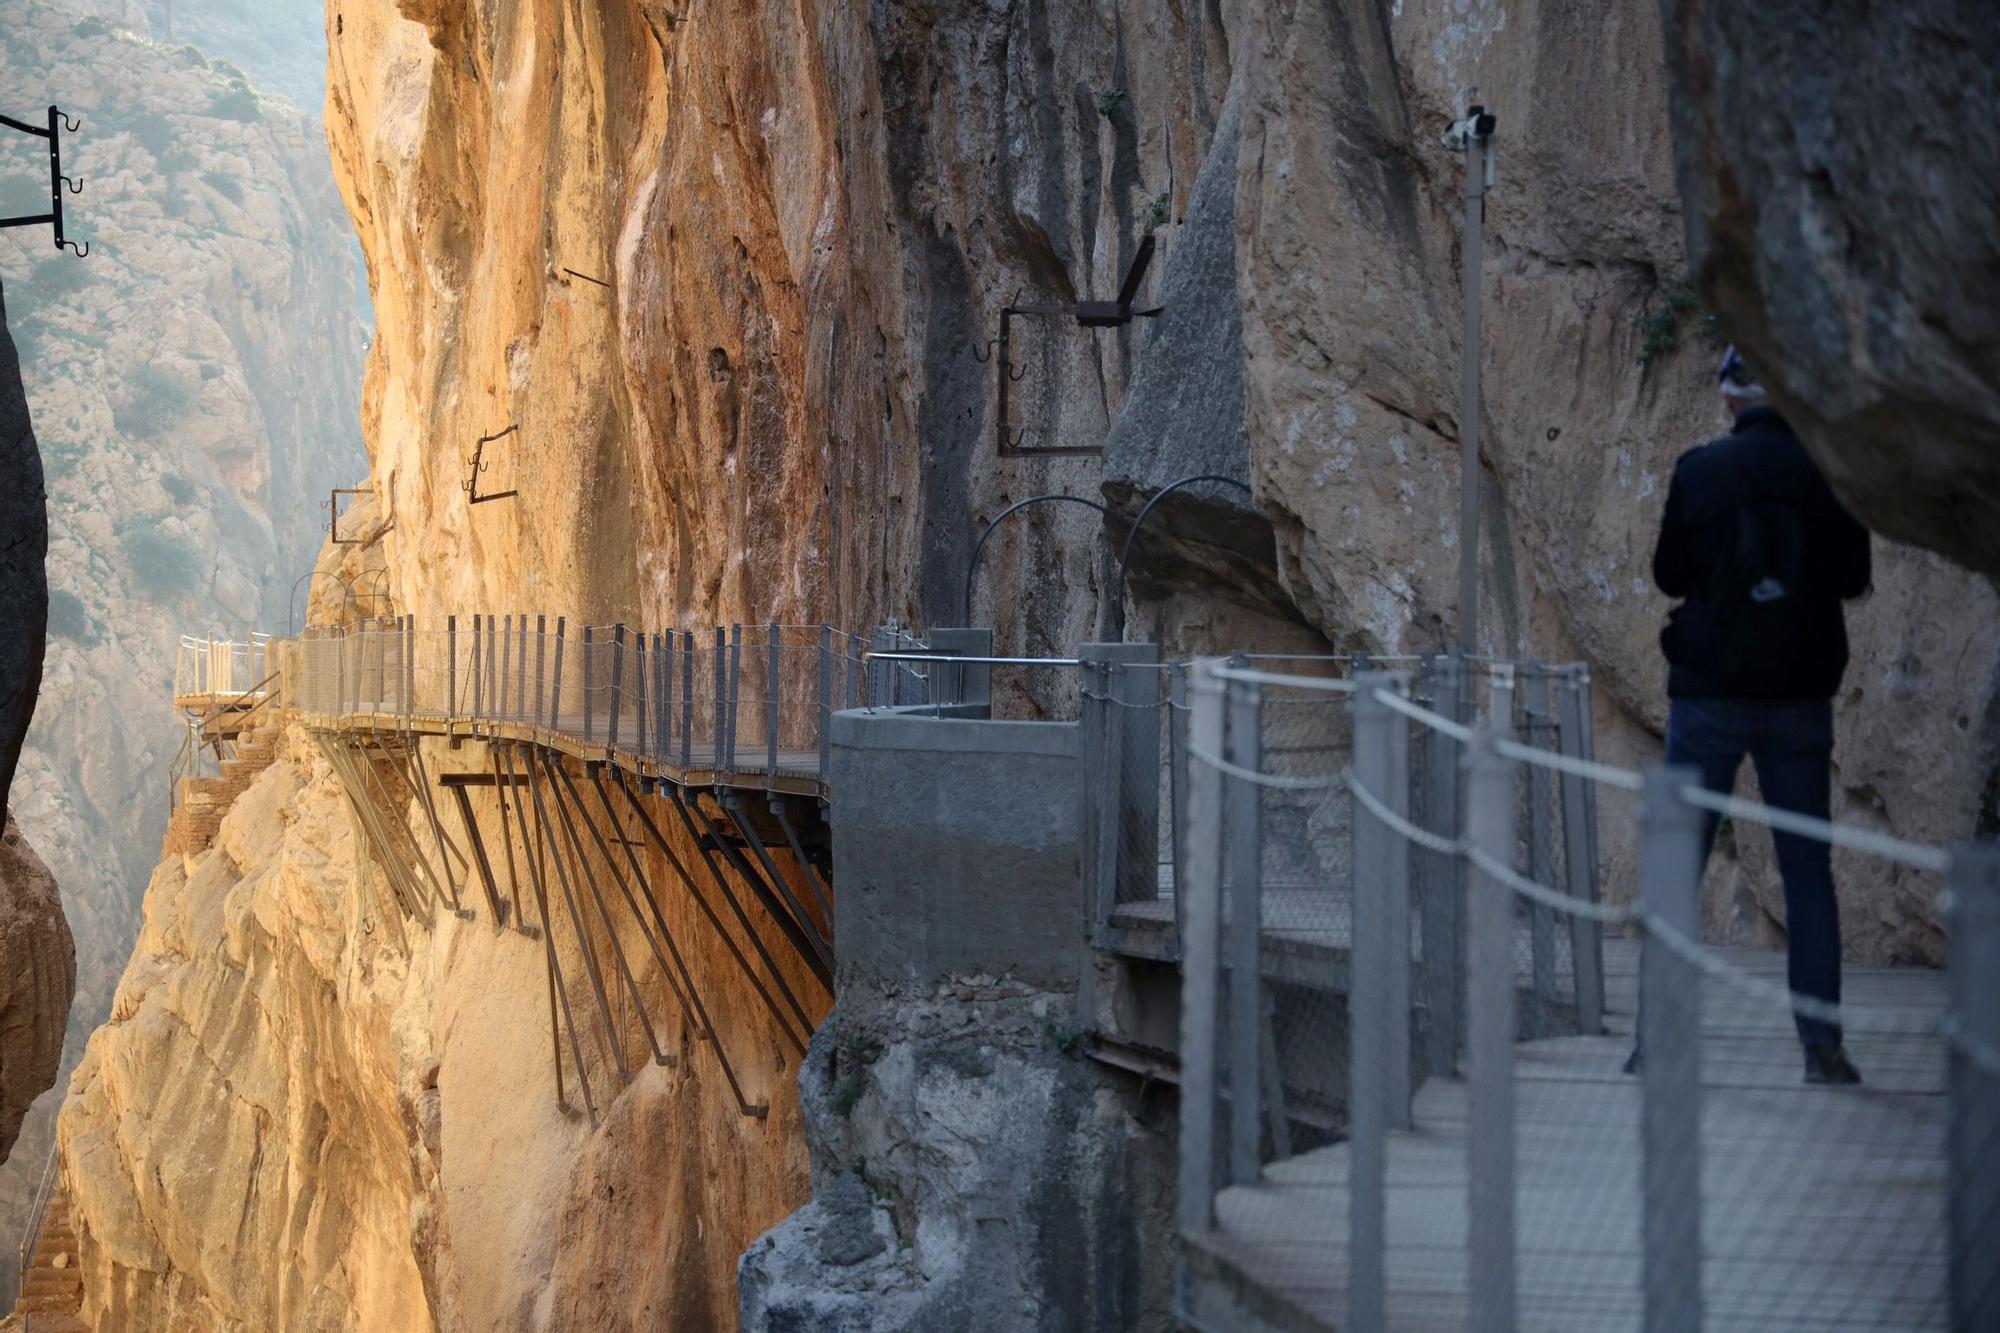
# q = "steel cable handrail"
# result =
<box><xmin>1300</xmin><ymin>747</ymin><xmax>2000</xmax><ymax>1074</ymax></box>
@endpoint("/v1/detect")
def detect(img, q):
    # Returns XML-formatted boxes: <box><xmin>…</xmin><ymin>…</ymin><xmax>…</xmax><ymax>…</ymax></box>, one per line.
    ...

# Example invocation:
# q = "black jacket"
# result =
<box><xmin>1653</xmin><ymin>407</ymin><xmax>1871</xmax><ymax>700</ymax></box>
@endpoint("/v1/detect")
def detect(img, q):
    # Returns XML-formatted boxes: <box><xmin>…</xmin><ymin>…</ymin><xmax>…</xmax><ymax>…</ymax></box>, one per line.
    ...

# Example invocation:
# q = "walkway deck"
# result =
<box><xmin>1184</xmin><ymin>939</ymin><xmax>1949</xmax><ymax>1332</ymax></box>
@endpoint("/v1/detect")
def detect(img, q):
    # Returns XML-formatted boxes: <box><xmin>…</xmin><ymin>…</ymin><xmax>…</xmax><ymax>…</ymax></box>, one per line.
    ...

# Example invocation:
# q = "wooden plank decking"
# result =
<box><xmin>1185</xmin><ymin>939</ymin><xmax>1950</xmax><ymax>1332</ymax></box>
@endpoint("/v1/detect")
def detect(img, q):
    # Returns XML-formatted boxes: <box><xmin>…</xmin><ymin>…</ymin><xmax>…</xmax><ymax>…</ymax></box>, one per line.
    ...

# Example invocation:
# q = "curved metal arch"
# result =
<box><xmin>287</xmin><ymin>570</ymin><xmax>358</xmax><ymax>636</ymax></box>
<box><xmin>962</xmin><ymin>493</ymin><xmax>1111</xmax><ymax>622</ymax></box>
<box><xmin>352</xmin><ymin>567</ymin><xmax>395</xmax><ymax>619</ymax></box>
<box><xmin>1110</xmin><ymin>473</ymin><xmax>1254</xmax><ymax>628</ymax></box>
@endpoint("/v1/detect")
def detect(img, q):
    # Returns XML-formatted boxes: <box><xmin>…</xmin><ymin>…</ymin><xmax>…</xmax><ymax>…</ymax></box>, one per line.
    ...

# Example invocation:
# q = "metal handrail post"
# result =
<box><xmin>517</xmin><ymin>611</ymin><xmax>528</xmax><ymax>721</ymax></box>
<box><xmin>582</xmin><ymin>625</ymin><xmax>596</xmax><ymax>742</ymax></box>
<box><xmin>1557</xmin><ymin>666</ymin><xmax>1606</xmax><ymax>1033</ymax></box>
<box><xmin>635</xmin><ymin>629</ymin><xmax>648</xmax><ymax>761</ymax></box>
<box><xmin>712</xmin><ymin>627</ymin><xmax>726</xmax><ymax>771</ymax></box>
<box><xmin>1178</xmin><ymin>666</ymin><xmax>1228</xmax><ymax>1235</ymax></box>
<box><xmin>1466</xmin><ymin>727</ymin><xmax>1518</xmax><ymax>1333</ymax></box>
<box><xmin>471</xmin><ymin>614</ymin><xmax>483</xmax><ymax>717</ymax></box>
<box><xmin>549</xmin><ymin>617</ymin><xmax>567</xmax><ymax>732</ymax></box>
<box><xmin>534</xmin><ymin>615</ymin><xmax>548</xmax><ymax>732</ymax></box>
<box><xmin>726</xmin><ymin>624</ymin><xmax>743</xmax><ymax>771</ymax></box>
<box><xmin>1950</xmin><ymin>843</ymin><xmax>2000</xmax><ymax>1331</ymax></box>
<box><xmin>1639</xmin><ymin>766</ymin><xmax>1704</xmax><ymax>1333</ymax></box>
<box><xmin>683</xmin><ymin>630</ymin><xmax>696</xmax><ymax>771</ymax></box>
<box><xmin>818</xmin><ymin>625</ymin><xmax>833</xmax><ymax>778</ymax></box>
<box><xmin>448</xmin><ymin>615</ymin><xmax>458</xmax><ymax>715</ymax></box>
<box><xmin>1224</xmin><ymin>675</ymin><xmax>1263</xmax><ymax>1188</ymax></box>
<box><xmin>1350</xmin><ymin>671</ymin><xmax>1393</xmax><ymax>1332</ymax></box>
<box><xmin>1527</xmin><ymin>667</ymin><xmax>1558</xmax><ymax>1016</ymax></box>
<box><xmin>500</xmin><ymin>614</ymin><xmax>512</xmax><ymax>721</ymax></box>
<box><xmin>607</xmin><ymin>624</ymin><xmax>625</xmax><ymax>753</ymax></box>
<box><xmin>1420</xmin><ymin>655</ymin><xmax>1464</xmax><ymax>1076</ymax></box>
<box><xmin>767</xmin><ymin>622</ymin><xmax>780</xmax><ymax>785</ymax></box>
<box><xmin>654</xmin><ymin>632</ymin><xmax>669</xmax><ymax>759</ymax></box>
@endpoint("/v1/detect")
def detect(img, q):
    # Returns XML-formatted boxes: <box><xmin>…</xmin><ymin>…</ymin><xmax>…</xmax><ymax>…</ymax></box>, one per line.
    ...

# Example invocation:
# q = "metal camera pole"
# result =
<box><xmin>1443</xmin><ymin>101</ymin><xmax>1497</xmax><ymax>664</ymax></box>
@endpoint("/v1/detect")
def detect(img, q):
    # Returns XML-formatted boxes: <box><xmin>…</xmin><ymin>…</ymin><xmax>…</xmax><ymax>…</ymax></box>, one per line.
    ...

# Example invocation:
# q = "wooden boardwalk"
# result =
<box><xmin>1184</xmin><ymin>939</ymin><xmax>1950</xmax><ymax>1331</ymax></box>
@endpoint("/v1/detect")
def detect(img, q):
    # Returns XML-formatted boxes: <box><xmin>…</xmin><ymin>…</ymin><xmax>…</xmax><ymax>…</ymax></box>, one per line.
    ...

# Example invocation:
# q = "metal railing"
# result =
<box><xmin>1082</xmin><ymin>651</ymin><xmax>1605</xmax><ymax>1045</ymax></box>
<box><xmin>281</xmin><ymin>617</ymin><xmax>979</xmax><ymax>787</ymax></box>
<box><xmin>172</xmin><ymin>632</ymin><xmax>271</xmax><ymax>700</ymax></box>
<box><xmin>16</xmin><ymin>1139</ymin><xmax>59</xmax><ymax>1315</ymax></box>
<box><xmin>1175</xmin><ymin>658</ymin><xmax>2000</xmax><ymax>1331</ymax></box>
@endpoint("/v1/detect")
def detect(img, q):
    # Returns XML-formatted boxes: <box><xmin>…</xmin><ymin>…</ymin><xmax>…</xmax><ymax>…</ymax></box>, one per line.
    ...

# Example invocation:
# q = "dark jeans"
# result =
<box><xmin>1666</xmin><ymin>696</ymin><xmax>1843</xmax><ymax>1048</ymax></box>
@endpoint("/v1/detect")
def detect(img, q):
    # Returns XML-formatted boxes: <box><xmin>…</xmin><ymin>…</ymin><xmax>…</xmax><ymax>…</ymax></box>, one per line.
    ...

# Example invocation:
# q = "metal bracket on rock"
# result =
<box><xmin>327</xmin><ymin>487</ymin><xmax>371</xmax><ymax>544</ymax></box>
<box><xmin>465</xmin><ymin>424</ymin><xmax>520</xmax><ymax>504</ymax></box>
<box><xmin>984</xmin><ymin>234</ymin><xmax>1165</xmax><ymax>459</ymax></box>
<box><xmin>1</xmin><ymin>106</ymin><xmax>89</xmax><ymax>257</ymax></box>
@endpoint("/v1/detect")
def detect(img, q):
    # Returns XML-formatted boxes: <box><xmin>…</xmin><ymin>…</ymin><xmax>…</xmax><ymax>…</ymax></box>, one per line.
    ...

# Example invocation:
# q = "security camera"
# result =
<box><xmin>1441</xmin><ymin>104</ymin><xmax>1497</xmax><ymax>151</ymax></box>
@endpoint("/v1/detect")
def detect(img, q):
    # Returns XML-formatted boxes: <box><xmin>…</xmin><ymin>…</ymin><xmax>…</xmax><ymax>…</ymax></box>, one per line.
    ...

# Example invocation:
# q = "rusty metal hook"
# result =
<box><xmin>60</xmin><ymin>174</ymin><xmax>81</xmax><ymax>194</ymax></box>
<box><xmin>972</xmin><ymin>338</ymin><xmax>997</xmax><ymax>364</ymax></box>
<box><xmin>60</xmin><ymin>238</ymin><xmax>88</xmax><ymax>258</ymax></box>
<box><xmin>1007</xmin><ymin>360</ymin><xmax>1027</xmax><ymax>383</ymax></box>
<box><xmin>57</xmin><ymin>111</ymin><xmax>80</xmax><ymax>133</ymax></box>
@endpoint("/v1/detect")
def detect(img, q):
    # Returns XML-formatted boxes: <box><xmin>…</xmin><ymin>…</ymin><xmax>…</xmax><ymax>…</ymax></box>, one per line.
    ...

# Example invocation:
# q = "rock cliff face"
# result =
<box><xmin>0</xmin><ymin>280</ymin><xmax>73</xmax><ymax>1170</ymax></box>
<box><xmin>0</xmin><ymin>0</ymin><xmax>365</xmax><ymax>1297</ymax></box>
<box><xmin>44</xmin><ymin>0</ymin><xmax>2000</xmax><ymax>1329</ymax></box>
<box><xmin>60</xmin><ymin>720</ymin><xmax>810</xmax><ymax>1330</ymax></box>
<box><xmin>1660</xmin><ymin>0</ymin><xmax>2000</xmax><ymax>578</ymax></box>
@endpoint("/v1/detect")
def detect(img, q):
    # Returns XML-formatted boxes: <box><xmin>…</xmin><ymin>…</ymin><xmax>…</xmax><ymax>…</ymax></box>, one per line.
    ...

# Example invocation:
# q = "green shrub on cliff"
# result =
<box><xmin>118</xmin><ymin>521</ymin><xmax>203</xmax><ymax>597</ymax></box>
<box><xmin>115</xmin><ymin>364</ymin><xmax>195</xmax><ymax>438</ymax></box>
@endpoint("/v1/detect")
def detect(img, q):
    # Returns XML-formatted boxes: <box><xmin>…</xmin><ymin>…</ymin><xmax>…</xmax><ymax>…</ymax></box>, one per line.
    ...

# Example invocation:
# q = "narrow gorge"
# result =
<box><xmin>4</xmin><ymin>1</ymin><xmax>1997</xmax><ymax>1330</ymax></box>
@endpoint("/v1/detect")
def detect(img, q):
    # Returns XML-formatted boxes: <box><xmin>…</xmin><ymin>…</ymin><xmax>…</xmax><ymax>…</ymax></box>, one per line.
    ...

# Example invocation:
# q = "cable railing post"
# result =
<box><xmin>471</xmin><ymin>614</ymin><xmax>483</xmax><ymax>718</ymax></box>
<box><xmin>655</xmin><ymin>631</ymin><xmax>669</xmax><ymax>760</ymax></box>
<box><xmin>534</xmin><ymin>615</ymin><xmax>548</xmax><ymax>731</ymax></box>
<box><xmin>818</xmin><ymin>625</ymin><xmax>833</xmax><ymax>778</ymax></box>
<box><xmin>635</xmin><ymin>629</ymin><xmax>649</xmax><ymax>762</ymax></box>
<box><xmin>1080</xmin><ymin>654</ymin><xmax>1115</xmax><ymax>949</ymax></box>
<box><xmin>1527</xmin><ymin>667</ymin><xmax>1559</xmax><ymax>1018</ymax></box>
<box><xmin>727</xmin><ymin>624</ymin><xmax>743</xmax><ymax>771</ymax></box>
<box><xmin>582</xmin><ymin>625</ymin><xmax>596</xmax><ymax>743</ymax></box>
<box><xmin>608</xmin><ymin>624</ymin><xmax>625</xmax><ymax>754</ymax></box>
<box><xmin>712</xmin><ymin>627</ymin><xmax>727</xmax><ymax>771</ymax></box>
<box><xmin>1225</xmin><ymin>674</ymin><xmax>1263</xmax><ymax>1188</ymax></box>
<box><xmin>1639</xmin><ymin>766</ymin><xmax>1704</xmax><ymax>1333</ymax></box>
<box><xmin>500</xmin><ymin>614</ymin><xmax>512</xmax><ymax>722</ymax></box>
<box><xmin>1466</xmin><ymin>726</ymin><xmax>1518</xmax><ymax>1333</ymax></box>
<box><xmin>767</xmin><ymin>621</ymin><xmax>780</xmax><ymax>785</ymax></box>
<box><xmin>1419</xmin><ymin>654</ymin><xmax>1465</xmax><ymax>1077</ymax></box>
<box><xmin>1949</xmin><ymin>842</ymin><xmax>2000</xmax><ymax>1332</ymax></box>
<box><xmin>1178</xmin><ymin>665</ymin><xmax>1228</xmax><ymax>1238</ymax></box>
<box><xmin>549</xmin><ymin>617</ymin><xmax>567</xmax><ymax>733</ymax></box>
<box><xmin>403</xmin><ymin>614</ymin><xmax>414</xmax><ymax>721</ymax></box>
<box><xmin>683</xmin><ymin>630</ymin><xmax>696</xmax><ymax>771</ymax></box>
<box><xmin>1556</xmin><ymin>666</ymin><xmax>1606</xmax><ymax>1033</ymax></box>
<box><xmin>448</xmin><ymin>614</ymin><xmax>458</xmax><ymax>717</ymax></box>
<box><xmin>847</xmin><ymin>633</ymin><xmax>861</xmax><ymax>710</ymax></box>
<box><xmin>517</xmin><ymin>611</ymin><xmax>528</xmax><ymax>722</ymax></box>
<box><xmin>1350</xmin><ymin>671</ymin><xmax>1394</xmax><ymax>1332</ymax></box>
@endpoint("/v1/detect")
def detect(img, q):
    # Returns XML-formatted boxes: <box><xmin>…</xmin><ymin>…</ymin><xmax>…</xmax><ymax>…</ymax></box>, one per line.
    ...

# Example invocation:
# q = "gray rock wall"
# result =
<box><xmin>0</xmin><ymin>279</ymin><xmax>73</xmax><ymax>1170</ymax></box>
<box><xmin>1660</xmin><ymin>0</ymin><xmax>2000</xmax><ymax>577</ymax></box>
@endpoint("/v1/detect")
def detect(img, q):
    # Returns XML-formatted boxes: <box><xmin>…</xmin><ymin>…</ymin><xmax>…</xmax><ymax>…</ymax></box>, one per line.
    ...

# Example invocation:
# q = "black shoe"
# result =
<box><xmin>1804</xmin><ymin>1044</ymin><xmax>1862</xmax><ymax>1086</ymax></box>
<box><xmin>1622</xmin><ymin>1046</ymin><xmax>1643</xmax><ymax>1076</ymax></box>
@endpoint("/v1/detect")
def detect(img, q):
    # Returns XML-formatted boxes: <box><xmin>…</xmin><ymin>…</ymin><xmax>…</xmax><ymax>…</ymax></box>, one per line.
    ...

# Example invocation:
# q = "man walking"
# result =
<box><xmin>1644</xmin><ymin>346</ymin><xmax>1872</xmax><ymax>1084</ymax></box>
